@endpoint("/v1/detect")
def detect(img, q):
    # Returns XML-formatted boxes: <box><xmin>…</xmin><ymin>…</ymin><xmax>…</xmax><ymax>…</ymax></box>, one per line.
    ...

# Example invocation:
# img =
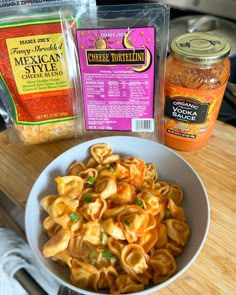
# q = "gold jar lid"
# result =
<box><xmin>170</xmin><ymin>32</ymin><xmax>231</xmax><ymax>64</ymax></box>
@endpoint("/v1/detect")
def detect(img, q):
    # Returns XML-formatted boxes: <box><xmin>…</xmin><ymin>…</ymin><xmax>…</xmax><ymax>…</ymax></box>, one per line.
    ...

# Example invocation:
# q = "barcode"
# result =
<box><xmin>132</xmin><ymin>118</ymin><xmax>155</xmax><ymax>132</ymax></box>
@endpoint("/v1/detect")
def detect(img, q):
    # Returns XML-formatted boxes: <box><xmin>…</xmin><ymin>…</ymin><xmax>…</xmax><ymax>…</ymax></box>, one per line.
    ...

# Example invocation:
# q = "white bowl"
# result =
<box><xmin>25</xmin><ymin>136</ymin><xmax>210</xmax><ymax>295</ymax></box>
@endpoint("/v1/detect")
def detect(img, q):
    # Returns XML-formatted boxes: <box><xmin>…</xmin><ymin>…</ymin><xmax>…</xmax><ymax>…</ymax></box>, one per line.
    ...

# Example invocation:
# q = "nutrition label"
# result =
<box><xmin>77</xmin><ymin>27</ymin><xmax>155</xmax><ymax>131</ymax></box>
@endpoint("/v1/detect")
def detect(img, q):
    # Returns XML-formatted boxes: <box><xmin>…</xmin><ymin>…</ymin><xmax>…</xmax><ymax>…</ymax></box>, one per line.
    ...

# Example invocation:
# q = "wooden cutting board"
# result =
<box><xmin>0</xmin><ymin>120</ymin><xmax>235</xmax><ymax>295</ymax></box>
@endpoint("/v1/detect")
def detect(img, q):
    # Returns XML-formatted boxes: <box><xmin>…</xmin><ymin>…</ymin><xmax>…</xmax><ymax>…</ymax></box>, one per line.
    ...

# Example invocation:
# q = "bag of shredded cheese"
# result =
<box><xmin>0</xmin><ymin>0</ymin><xmax>95</xmax><ymax>144</ymax></box>
<box><xmin>60</xmin><ymin>2</ymin><xmax>170</xmax><ymax>143</ymax></box>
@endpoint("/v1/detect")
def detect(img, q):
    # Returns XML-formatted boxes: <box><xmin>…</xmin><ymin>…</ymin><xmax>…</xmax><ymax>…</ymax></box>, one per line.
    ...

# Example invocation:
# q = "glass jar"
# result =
<box><xmin>164</xmin><ymin>32</ymin><xmax>231</xmax><ymax>151</ymax></box>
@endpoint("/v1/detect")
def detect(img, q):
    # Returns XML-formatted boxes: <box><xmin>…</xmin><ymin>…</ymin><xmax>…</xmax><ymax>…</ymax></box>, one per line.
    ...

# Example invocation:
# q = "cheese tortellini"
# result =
<box><xmin>40</xmin><ymin>143</ymin><xmax>190</xmax><ymax>294</ymax></box>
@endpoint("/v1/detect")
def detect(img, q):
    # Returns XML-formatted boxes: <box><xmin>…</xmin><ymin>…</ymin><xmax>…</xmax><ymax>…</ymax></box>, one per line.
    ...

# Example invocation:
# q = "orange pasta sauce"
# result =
<box><xmin>164</xmin><ymin>32</ymin><xmax>230</xmax><ymax>151</ymax></box>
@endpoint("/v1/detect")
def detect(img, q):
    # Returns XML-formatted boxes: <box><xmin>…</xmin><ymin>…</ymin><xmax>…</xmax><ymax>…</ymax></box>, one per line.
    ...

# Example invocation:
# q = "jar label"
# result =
<box><xmin>165</xmin><ymin>96</ymin><xmax>209</xmax><ymax>124</ymax></box>
<box><xmin>164</xmin><ymin>82</ymin><xmax>227</xmax><ymax>141</ymax></box>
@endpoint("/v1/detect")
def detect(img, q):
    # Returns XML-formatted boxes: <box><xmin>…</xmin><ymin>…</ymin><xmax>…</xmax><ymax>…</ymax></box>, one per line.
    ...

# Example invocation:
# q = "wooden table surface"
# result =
<box><xmin>0</xmin><ymin>120</ymin><xmax>235</xmax><ymax>295</ymax></box>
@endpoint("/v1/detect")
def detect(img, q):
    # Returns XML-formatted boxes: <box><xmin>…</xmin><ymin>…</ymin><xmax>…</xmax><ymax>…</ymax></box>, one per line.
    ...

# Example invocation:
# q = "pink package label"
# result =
<box><xmin>76</xmin><ymin>27</ymin><xmax>156</xmax><ymax>132</ymax></box>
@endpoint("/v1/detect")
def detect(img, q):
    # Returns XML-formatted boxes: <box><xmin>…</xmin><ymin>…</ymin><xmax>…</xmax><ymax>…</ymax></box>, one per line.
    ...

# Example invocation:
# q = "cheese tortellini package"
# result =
<box><xmin>40</xmin><ymin>143</ymin><xmax>190</xmax><ymax>294</ymax></box>
<box><xmin>60</xmin><ymin>3</ymin><xmax>169</xmax><ymax>143</ymax></box>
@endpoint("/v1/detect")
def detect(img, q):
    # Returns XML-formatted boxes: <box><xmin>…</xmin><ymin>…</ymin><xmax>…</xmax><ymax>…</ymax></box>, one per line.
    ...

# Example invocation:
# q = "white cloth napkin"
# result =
<box><xmin>0</xmin><ymin>227</ymin><xmax>60</xmax><ymax>295</ymax></box>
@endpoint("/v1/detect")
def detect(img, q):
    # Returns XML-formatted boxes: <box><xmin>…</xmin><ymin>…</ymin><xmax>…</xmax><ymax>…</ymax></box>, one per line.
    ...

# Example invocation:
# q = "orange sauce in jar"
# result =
<box><xmin>164</xmin><ymin>32</ymin><xmax>231</xmax><ymax>151</ymax></box>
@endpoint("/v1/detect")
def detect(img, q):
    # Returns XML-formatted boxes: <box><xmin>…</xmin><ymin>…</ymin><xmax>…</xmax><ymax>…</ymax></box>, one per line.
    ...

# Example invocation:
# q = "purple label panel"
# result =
<box><xmin>77</xmin><ymin>27</ymin><xmax>156</xmax><ymax>131</ymax></box>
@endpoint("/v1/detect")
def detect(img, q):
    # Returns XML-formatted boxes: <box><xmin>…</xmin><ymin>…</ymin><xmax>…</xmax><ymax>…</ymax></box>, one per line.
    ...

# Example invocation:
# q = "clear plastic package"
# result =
<box><xmin>0</xmin><ymin>0</ymin><xmax>95</xmax><ymax>144</ymax></box>
<box><xmin>60</xmin><ymin>3</ymin><xmax>170</xmax><ymax>143</ymax></box>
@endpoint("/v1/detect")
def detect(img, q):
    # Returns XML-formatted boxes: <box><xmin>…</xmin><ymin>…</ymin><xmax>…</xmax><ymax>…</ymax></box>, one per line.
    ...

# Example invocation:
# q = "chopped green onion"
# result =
<box><xmin>102</xmin><ymin>249</ymin><xmax>113</xmax><ymax>258</ymax></box>
<box><xmin>87</xmin><ymin>175</ymin><xmax>95</xmax><ymax>185</ymax></box>
<box><xmin>165</xmin><ymin>210</ymin><xmax>172</xmax><ymax>219</ymax></box>
<box><xmin>89</xmin><ymin>248</ymin><xmax>97</xmax><ymax>259</ymax></box>
<box><xmin>124</xmin><ymin>219</ymin><xmax>131</xmax><ymax>226</ymax></box>
<box><xmin>71</xmin><ymin>180</ymin><xmax>77</xmax><ymax>188</ymax></box>
<box><xmin>101</xmin><ymin>232</ymin><xmax>108</xmax><ymax>245</ymax></box>
<box><xmin>137</xmin><ymin>188</ymin><xmax>143</xmax><ymax>193</ymax></box>
<box><xmin>135</xmin><ymin>199</ymin><xmax>144</xmax><ymax>208</ymax></box>
<box><xmin>106</xmin><ymin>166</ymin><xmax>115</xmax><ymax>173</ymax></box>
<box><xmin>84</xmin><ymin>194</ymin><xmax>93</xmax><ymax>202</ymax></box>
<box><xmin>69</xmin><ymin>212</ymin><xmax>80</xmax><ymax>223</ymax></box>
<box><xmin>109</xmin><ymin>256</ymin><xmax>117</xmax><ymax>265</ymax></box>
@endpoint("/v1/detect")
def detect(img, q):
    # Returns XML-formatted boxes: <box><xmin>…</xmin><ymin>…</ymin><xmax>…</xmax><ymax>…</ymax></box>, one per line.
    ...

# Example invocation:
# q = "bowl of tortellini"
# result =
<box><xmin>25</xmin><ymin>136</ymin><xmax>210</xmax><ymax>295</ymax></box>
